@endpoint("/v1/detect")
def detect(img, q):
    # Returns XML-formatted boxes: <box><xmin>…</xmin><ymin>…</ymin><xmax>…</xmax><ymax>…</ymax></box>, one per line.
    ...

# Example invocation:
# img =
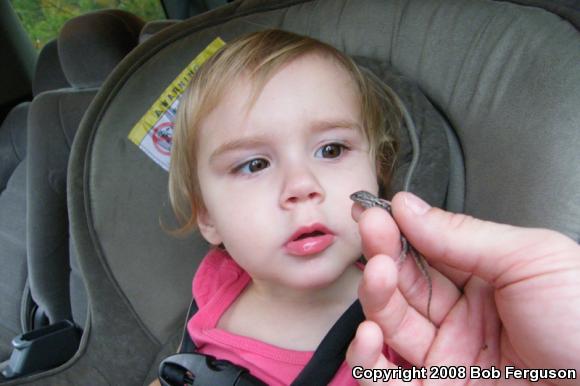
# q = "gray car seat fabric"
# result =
<box><xmin>31</xmin><ymin>40</ymin><xmax>69</xmax><ymax>97</ymax></box>
<box><xmin>0</xmin><ymin>40</ymin><xmax>69</xmax><ymax>362</ymax></box>
<box><xmin>495</xmin><ymin>0</ymin><xmax>580</xmax><ymax>29</ymax></box>
<box><xmin>0</xmin><ymin>106</ymin><xmax>28</xmax><ymax>195</ymax></box>
<box><xmin>26</xmin><ymin>10</ymin><xmax>144</xmax><ymax>329</ymax></box>
<box><xmin>58</xmin><ymin>9</ymin><xmax>145</xmax><ymax>88</ymax></box>
<box><xmin>354</xmin><ymin>58</ymin><xmax>456</xmax><ymax>211</ymax></box>
<box><xmin>7</xmin><ymin>0</ymin><xmax>579</xmax><ymax>385</ymax></box>
<box><xmin>0</xmin><ymin>104</ymin><xmax>29</xmax><ymax>361</ymax></box>
<box><xmin>139</xmin><ymin>20</ymin><xmax>180</xmax><ymax>44</ymax></box>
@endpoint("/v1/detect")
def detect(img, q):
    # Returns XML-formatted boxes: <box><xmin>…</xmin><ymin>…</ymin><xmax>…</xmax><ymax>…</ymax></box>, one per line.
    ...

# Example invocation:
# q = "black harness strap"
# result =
<box><xmin>160</xmin><ymin>298</ymin><xmax>364</xmax><ymax>385</ymax></box>
<box><xmin>291</xmin><ymin>300</ymin><xmax>364</xmax><ymax>385</ymax></box>
<box><xmin>179</xmin><ymin>299</ymin><xmax>198</xmax><ymax>353</ymax></box>
<box><xmin>161</xmin><ymin>300</ymin><xmax>267</xmax><ymax>386</ymax></box>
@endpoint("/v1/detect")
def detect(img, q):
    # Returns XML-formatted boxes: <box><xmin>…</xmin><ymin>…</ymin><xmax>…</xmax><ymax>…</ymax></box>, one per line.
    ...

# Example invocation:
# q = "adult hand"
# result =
<box><xmin>346</xmin><ymin>192</ymin><xmax>580</xmax><ymax>385</ymax></box>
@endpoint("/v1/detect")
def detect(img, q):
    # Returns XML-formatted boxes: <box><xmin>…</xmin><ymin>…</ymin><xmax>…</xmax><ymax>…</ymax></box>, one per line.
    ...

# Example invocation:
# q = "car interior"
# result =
<box><xmin>0</xmin><ymin>0</ymin><xmax>578</xmax><ymax>385</ymax></box>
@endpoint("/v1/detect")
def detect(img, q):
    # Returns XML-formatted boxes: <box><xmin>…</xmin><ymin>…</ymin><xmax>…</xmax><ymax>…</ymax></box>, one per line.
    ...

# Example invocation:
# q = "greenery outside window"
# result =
<box><xmin>11</xmin><ymin>0</ymin><xmax>166</xmax><ymax>50</ymax></box>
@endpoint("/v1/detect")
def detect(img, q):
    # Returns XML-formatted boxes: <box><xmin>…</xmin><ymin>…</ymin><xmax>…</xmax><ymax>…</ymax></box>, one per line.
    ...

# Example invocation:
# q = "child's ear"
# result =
<box><xmin>196</xmin><ymin>207</ymin><xmax>223</xmax><ymax>246</ymax></box>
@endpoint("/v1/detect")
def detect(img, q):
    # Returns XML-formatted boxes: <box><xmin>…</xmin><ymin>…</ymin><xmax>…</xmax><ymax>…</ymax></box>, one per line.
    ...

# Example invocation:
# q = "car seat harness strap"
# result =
<box><xmin>158</xmin><ymin>299</ymin><xmax>364</xmax><ymax>385</ymax></box>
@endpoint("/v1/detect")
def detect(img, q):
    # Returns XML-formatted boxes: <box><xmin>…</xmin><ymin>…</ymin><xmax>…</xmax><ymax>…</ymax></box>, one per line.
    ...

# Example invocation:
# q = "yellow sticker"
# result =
<box><xmin>128</xmin><ymin>37</ymin><xmax>226</xmax><ymax>170</ymax></box>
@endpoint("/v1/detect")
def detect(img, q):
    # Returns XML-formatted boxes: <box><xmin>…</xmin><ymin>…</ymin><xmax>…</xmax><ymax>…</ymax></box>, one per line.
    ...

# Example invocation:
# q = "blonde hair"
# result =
<box><xmin>169</xmin><ymin>29</ymin><xmax>400</xmax><ymax>235</ymax></box>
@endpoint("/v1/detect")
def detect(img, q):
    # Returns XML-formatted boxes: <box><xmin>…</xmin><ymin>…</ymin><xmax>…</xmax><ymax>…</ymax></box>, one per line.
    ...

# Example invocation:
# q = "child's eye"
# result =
<box><xmin>315</xmin><ymin>143</ymin><xmax>349</xmax><ymax>159</ymax></box>
<box><xmin>232</xmin><ymin>158</ymin><xmax>270</xmax><ymax>174</ymax></box>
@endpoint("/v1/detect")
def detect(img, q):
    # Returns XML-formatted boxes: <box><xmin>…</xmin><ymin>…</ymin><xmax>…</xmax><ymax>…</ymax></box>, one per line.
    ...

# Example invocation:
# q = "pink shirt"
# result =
<box><xmin>188</xmin><ymin>248</ymin><xmax>404</xmax><ymax>385</ymax></box>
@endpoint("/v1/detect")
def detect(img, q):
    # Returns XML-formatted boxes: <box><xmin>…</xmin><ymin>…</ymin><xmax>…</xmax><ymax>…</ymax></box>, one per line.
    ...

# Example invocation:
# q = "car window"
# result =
<box><xmin>11</xmin><ymin>0</ymin><xmax>166</xmax><ymax>50</ymax></box>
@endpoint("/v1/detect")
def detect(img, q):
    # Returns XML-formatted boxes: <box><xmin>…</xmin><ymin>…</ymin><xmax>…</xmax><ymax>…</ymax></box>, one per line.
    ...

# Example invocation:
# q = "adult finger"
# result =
<box><xmin>431</xmin><ymin>262</ymin><xmax>472</xmax><ymax>289</ymax></box>
<box><xmin>352</xmin><ymin>205</ymin><xmax>401</xmax><ymax>260</ymax></box>
<box><xmin>389</xmin><ymin>192</ymin><xmax>577</xmax><ymax>287</ymax></box>
<box><xmin>359</xmin><ymin>256</ymin><xmax>500</xmax><ymax>372</ymax></box>
<box><xmin>396</xmin><ymin>257</ymin><xmax>462</xmax><ymax>324</ymax></box>
<box><xmin>346</xmin><ymin>321</ymin><xmax>421</xmax><ymax>386</ymax></box>
<box><xmin>354</xmin><ymin>205</ymin><xmax>462</xmax><ymax>323</ymax></box>
<box><xmin>359</xmin><ymin>255</ymin><xmax>437</xmax><ymax>365</ymax></box>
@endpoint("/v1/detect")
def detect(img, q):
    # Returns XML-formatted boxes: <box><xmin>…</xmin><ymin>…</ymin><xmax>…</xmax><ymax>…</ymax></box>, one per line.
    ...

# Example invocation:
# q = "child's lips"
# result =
<box><xmin>284</xmin><ymin>223</ymin><xmax>335</xmax><ymax>256</ymax></box>
<box><xmin>284</xmin><ymin>234</ymin><xmax>335</xmax><ymax>256</ymax></box>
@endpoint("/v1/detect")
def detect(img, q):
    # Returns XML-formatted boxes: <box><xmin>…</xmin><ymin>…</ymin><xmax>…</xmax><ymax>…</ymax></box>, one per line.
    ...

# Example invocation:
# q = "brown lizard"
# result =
<box><xmin>350</xmin><ymin>190</ymin><xmax>432</xmax><ymax>321</ymax></box>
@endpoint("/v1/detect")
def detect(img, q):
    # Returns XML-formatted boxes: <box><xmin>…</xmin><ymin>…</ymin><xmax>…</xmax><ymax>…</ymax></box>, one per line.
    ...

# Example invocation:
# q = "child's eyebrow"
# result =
<box><xmin>209</xmin><ymin>119</ymin><xmax>360</xmax><ymax>163</ymax></box>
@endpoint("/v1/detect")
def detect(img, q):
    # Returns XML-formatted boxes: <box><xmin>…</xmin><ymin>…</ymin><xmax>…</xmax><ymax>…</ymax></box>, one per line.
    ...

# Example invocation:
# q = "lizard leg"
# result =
<box><xmin>397</xmin><ymin>236</ymin><xmax>408</xmax><ymax>267</ymax></box>
<box><xmin>398</xmin><ymin>235</ymin><xmax>433</xmax><ymax>321</ymax></box>
<box><xmin>409</xmin><ymin>246</ymin><xmax>432</xmax><ymax>321</ymax></box>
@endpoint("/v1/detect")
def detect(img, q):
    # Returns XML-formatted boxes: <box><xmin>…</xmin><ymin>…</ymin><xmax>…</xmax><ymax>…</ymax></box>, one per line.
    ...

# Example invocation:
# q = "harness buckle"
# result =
<box><xmin>158</xmin><ymin>352</ymin><xmax>266</xmax><ymax>386</ymax></box>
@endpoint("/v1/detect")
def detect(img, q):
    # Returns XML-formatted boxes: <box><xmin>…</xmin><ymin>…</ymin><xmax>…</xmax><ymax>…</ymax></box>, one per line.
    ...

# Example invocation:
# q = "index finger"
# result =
<box><xmin>352</xmin><ymin>205</ymin><xmax>401</xmax><ymax>260</ymax></box>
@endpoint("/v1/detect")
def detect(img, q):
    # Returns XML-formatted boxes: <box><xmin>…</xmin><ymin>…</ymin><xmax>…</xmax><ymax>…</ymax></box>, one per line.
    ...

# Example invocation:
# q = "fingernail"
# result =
<box><xmin>403</xmin><ymin>192</ymin><xmax>430</xmax><ymax>215</ymax></box>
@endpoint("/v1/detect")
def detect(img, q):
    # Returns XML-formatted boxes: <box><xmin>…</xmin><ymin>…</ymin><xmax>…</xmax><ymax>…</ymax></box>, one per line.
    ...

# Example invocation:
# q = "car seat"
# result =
<box><xmin>5</xmin><ymin>0</ymin><xmax>578</xmax><ymax>385</ymax></box>
<box><xmin>0</xmin><ymin>10</ymin><xmax>144</xmax><ymax>382</ymax></box>
<box><xmin>0</xmin><ymin>39</ymin><xmax>69</xmax><ymax>364</ymax></box>
<box><xmin>26</xmin><ymin>7</ymin><xmax>144</xmax><ymax>331</ymax></box>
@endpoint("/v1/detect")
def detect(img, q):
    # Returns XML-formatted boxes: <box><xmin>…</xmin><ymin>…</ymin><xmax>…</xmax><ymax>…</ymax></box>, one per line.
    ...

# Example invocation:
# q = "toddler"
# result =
<box><xmin>164</xmin><ymin>29</ymin><xmax>402</xmax><ymax>385</ymax></box>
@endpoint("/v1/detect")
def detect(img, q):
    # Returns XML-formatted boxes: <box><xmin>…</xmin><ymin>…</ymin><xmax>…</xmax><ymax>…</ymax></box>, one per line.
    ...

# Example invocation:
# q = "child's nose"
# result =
<box><xmin>279</xmin><ymin>166</ymin><xmax>324</xmax><ymax>209</ymax></box>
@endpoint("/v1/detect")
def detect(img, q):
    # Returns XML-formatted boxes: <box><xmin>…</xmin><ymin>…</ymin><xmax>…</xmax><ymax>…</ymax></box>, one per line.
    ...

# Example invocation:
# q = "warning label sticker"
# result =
<box><xmin>128</xmin><ymin>37</ymin><xmax>226</xmax><ymax>171</ymax></box>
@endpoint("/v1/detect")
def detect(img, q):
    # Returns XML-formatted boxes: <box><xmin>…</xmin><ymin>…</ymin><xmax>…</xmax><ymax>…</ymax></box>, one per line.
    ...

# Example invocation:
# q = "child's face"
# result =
<box><xmin>195</xmin><ymin>54</ymin><xmax>379</xmax><ymax>292</ymax></box>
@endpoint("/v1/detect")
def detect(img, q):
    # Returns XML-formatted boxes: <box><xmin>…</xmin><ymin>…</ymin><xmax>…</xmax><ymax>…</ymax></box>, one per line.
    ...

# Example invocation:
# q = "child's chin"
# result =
<box><xmin>289</xmin><ymin>266</ymin><xmax>356</xmax><ymax>290</ymax></box>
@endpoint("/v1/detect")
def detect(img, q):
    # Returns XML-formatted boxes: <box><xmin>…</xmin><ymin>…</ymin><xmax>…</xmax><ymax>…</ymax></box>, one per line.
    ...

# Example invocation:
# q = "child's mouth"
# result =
<box><xmin>285</xmin><ymin>225</ymin><xmax>335</xmax><ymax>256</ymax></box>
<box><xmin>295</xmin><ymin>231</ymin><xmax>325</xmax><ymax>240</ymax></box>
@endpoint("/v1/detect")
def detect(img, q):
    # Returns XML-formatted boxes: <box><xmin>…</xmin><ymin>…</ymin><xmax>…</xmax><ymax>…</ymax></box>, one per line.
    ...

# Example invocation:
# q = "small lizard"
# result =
<box><xmin>350</xmin><ymin>190</ymin><xmax>432</xmax><ymax>321</ymax></box>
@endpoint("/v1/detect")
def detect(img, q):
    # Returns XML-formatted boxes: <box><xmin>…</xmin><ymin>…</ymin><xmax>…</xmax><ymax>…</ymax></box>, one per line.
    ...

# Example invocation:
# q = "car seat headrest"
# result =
<box><xmin>57</xmin><ymin>9</ymin><xmax>145</xmax><ymax>88</ymax></box>
<box><xmin>32</xmin><ymin>39</ymin><xmax>69</xmax><ymax>96</ymax></box>
<box><xmin>353</xmin><ymin>57</ymin><xmax>455</xmax><ymax>209</ymax></box>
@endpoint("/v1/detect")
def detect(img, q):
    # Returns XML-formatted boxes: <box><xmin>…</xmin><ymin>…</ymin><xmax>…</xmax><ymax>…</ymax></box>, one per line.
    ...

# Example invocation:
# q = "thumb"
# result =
<box><xmin>390</xmin><ymin>192</ymin><xmax>577</xmax><ymax>286</ymax></box>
